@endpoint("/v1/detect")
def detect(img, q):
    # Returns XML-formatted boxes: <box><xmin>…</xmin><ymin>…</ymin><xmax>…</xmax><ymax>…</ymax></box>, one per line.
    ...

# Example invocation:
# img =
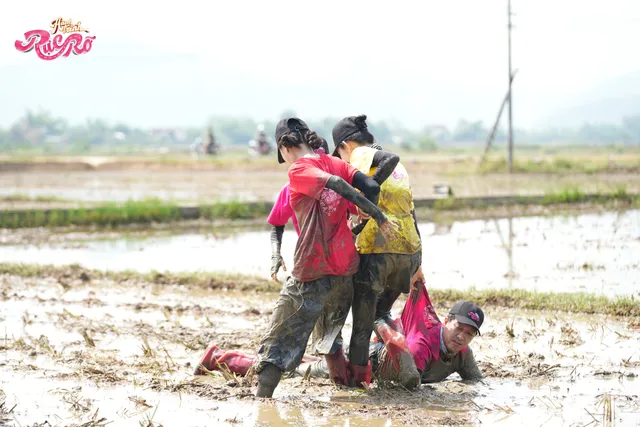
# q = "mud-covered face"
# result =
<box><xmin>442</xmin><ymin>317</ymin><xmax>477</xmax><ymax>353</ymax></box>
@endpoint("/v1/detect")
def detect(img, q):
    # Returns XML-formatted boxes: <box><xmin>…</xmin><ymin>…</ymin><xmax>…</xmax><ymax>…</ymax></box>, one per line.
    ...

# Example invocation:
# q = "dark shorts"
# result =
<box><xmin>256</xmin><ymin>274</ymin><xmax>353</xmax><ymax>373</ymax></box>
<box><xmin>354</xmin><ymin>252</ymin><xmax>422</xmax><ymax>296</ymax></box>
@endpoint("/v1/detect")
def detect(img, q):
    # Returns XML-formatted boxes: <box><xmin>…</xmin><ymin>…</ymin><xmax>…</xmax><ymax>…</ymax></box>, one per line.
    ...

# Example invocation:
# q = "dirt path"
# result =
<box><xmin>1</xmin><ymin>269</ymin><xmax>639</xmax><ymax>426</ymax></box>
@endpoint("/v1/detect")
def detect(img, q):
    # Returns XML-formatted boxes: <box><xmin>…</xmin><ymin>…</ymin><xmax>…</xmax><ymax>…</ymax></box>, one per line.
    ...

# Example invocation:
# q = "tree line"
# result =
<box><xmin>1</xmin><ymin>109</ymin><xmax>639</xmax><ymax>154</ymax></box>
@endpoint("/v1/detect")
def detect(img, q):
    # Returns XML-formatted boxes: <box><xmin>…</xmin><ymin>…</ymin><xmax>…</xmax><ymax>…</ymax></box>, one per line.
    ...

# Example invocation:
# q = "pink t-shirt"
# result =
<box><xmin>267</xmin><ymin>184</ymin><xmax>300</xmax><ymax>235</ymax></box>
<box><xmin>288</xmin><ymin>154</ymin><xmax>360</xmax><ymax>282</ymax></box>
<box><xmin>400</xmin><ymin>286</ymin><xmax>468</xmax><ymax>371</ymax></box>
<box><xmin>267</xmin><ymin>183</ymin><xmax>359</xmax><ymax>237</ymax></box>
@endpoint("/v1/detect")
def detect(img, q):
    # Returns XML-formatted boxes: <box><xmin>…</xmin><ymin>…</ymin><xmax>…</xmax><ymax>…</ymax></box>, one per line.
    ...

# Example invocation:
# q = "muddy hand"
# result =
<box><xmin>378</xmin><ymin>220</ymin><xmax>398</xmax><ymax>242</ymax></box>
<box><xmin>410</xmin><ymin>266</ymin><xmax>425</xmax><ymax>303</ymax></box>
<box><xmin>270</xmin><ymin>255</ymin><xmax>286</xmax><ymax>282</ymax></box>
<box><xmin>358</xmin><ymin>207</ymin><xmax>371</xmax><ymax>221</ymax></box>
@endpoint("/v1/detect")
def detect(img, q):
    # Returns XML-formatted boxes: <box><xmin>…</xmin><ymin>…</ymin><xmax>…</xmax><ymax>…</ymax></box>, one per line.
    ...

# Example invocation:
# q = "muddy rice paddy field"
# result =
<box><xmin>1</xmin><ymin>157</ymin><xmax>640</xmax><ymax>426</ymax></box>
<box><xmin>0</xmin><ymin>207</ymin><xmax>639</xmax><ymax>426</ymax></box>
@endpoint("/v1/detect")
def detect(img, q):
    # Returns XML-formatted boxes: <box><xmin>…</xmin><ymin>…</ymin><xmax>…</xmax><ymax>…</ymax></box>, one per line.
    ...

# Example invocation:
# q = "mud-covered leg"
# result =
<box><xmin>255</xmin><ymin>276</ymin><xmax>333</xmax><ymax>397</ymax></box>
<box><xmin>311</xmin><ymin>276</ymin><xmax>354</xmax><ymax>385</ymax></box>
<box><xmin>374</xmin><ymin>289</ymin><xmax>402</xmax><ymax>333</ymax></box>
<box><xmin>349</xmin><ymin>279</ymin><xmax>377</xmax><ymax>367</ymax></box>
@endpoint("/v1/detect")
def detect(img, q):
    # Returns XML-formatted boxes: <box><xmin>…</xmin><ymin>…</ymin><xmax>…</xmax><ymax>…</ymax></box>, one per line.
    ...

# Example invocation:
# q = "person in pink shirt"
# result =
<box><xmin>267</xmin><ymin>139</ymin><xmax>387</xmax><ymax>282</ymax></box>
<box><xmin>296</xmin><ymin>279</ymin><xmax>484</xmax><ymax>384</ymax></box>
<box><xmin>266</xmin><ymin>138</ymin><xmax>330</xmax><ymax>281</ymax></box>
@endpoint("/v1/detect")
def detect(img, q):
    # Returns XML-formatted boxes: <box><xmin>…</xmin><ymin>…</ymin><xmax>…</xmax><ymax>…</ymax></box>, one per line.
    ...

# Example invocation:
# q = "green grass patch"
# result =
<box><xmin>477</xmin><ymin>156</ymin><xmax>640</xmax><ymax>174</ymax></box>
<box><xmin>0</xmin><ymin>198</ymin><xmax>271</xmax><ymax>229</ymax></box>
<box><xmin>542</xmin><ymin>187</ymin><xmax>587</xmax><ymax>204</ymax></box>
<box><xmin>1</xmin><ymin>263</ymin><xmax>637</xmax><ymax>317</ymax></box>
<box><xmin>431</xmin><ymin>287</ymin><xmax>638</xmax><ymax>317</ymax></box>
<box><xmin>0</xmin><ymin>194</ymin><xmax>69</xmax><ymax>203</ymax></box>
<box><xmin>201</xmin><ymin>200</ymin><xmax>269</xmax><ymax>220</ymax></box>
<box><xmin>542</xmin><ymin>185</ymin><xmax>637</xmax><ymax>205</ymax></box>
<box><xmin>430</xmin><ymin>187</ymin><xmax>639</xmax><ymax>212</ymax></box>
<box><xmin>0</xmin><ymin>198</ymin><xmax>181</xmax><ymax>228</ymax></box>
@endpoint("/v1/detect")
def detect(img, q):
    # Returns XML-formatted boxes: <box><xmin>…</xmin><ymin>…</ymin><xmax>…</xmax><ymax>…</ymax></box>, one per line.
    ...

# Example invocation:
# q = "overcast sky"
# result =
<box><xmin>2</xmin><ymin>0</ymin><xmax>639</xmax><ymax>129</ymax></box>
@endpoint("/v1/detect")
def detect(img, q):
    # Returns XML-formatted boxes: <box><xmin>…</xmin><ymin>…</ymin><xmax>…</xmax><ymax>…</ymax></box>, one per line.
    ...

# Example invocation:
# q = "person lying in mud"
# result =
<box><xmin>193</xmin><ymin>283</ymin><xmax>484</xmax><ymax>386</ymax></box>
<box><xmin>200</xmin><ymin>117</ymin><xmax>396</xmax><ymax>398</ymax></box>
<box><xmin>295</xmin><ymin>283</ymin><xmax>485</xmax><ymax>385</ymax></box>
<box><xmin>331</xmin><ymin>114</ymin><xmax>425</xmax><ymax>389</ymax></box>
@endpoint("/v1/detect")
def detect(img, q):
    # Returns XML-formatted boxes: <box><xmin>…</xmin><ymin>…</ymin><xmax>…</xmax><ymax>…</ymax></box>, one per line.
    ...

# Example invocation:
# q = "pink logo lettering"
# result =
<box><xmin>15</xmin><ymin>18</ymin><xmax>95</xmax><ymax>61</ymax></box>
<box><xmin>392</xmin><ymin>170</ymin><xmax>406</xmax><ymax>180</ymax></box>
<box><xmin>468</xmin><ymin>311</ymin><xmax>480</xmax><ymax>322</ymax></box>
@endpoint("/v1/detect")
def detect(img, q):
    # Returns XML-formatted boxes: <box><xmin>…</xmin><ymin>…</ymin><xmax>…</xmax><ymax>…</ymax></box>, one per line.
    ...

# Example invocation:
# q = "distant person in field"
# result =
<box><xmin>204</xmin><ymin>127</ymin><xmax>219</xmax><ymax>155</ymax></box>
<box><xmin>255</xmin><ymin>124</ymin><xmax>271</xmax><ymax>154</ymax></box>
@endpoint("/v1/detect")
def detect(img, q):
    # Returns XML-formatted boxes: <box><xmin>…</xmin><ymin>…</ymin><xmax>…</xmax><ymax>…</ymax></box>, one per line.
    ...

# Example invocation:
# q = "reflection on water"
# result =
<box><xmin>0</xmin><ymin>230</ymin><xmax>298</xmax><ymax>278</ymax></box>
<box><xmin>0</xmin><ymin>210</ymin><xmax>638</xmax><ymax>296</ymax></box>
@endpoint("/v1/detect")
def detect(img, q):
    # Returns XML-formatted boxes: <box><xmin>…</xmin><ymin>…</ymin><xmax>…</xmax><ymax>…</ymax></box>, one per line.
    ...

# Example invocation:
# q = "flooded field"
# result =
<box><xmin>1</xmin><ymin>210</ymin><xmax>638</xmax><ymax>297</ymax></box>
<box><xmin>1</xmin><ymin>267</ymin><xmax>639</xmax><ymax>426</ymax></box>
<box><xmin>1</xmin><ymin>207</ymin><xmax>639</xmax><ymax>426</ymax></box>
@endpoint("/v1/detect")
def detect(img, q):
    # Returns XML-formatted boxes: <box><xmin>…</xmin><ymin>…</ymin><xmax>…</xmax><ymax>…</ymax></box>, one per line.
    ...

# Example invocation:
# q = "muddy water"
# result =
<box><xmin>2</xmin><ymin>210</ymin><xmax>639</xmax><ymax>296</ymax></box>
<box><xmin>1</xmin><ymin>273</ymin><xmax>639</xmax><ymax>426</ymax></box>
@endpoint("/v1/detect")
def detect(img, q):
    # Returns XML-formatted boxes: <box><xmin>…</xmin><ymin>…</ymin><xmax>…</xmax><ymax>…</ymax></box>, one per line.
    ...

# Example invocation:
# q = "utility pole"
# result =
<box><xmin>507</xmin><ymin>0</ymin><xmax>514</xmax><ymax>173</ymax></box>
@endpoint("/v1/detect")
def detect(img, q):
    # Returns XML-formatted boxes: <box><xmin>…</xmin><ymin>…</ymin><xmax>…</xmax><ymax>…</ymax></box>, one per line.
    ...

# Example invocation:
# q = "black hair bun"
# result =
<box><xmin>354</xmin><ymin>115</ymin><xmax>368</xmax><ymax>130</ymax></box>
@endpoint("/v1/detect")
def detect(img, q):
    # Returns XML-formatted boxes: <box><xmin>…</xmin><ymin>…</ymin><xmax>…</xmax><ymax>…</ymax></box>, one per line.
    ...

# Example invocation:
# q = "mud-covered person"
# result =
<box><xmin>392</xmin><ymin>286</ymin><xmax>484</xmax><ymax>383</ymax></box>
<box><xmin>254</xmin><ymin>117</ymin><xmax>396</xmax><ymax>398</ymax></box>
<box><xmin>267</xmin><ymin>139</ymin><xmax>395</xmax><ymax>283</ymax></box>
<box><xmin>266</xmin><ymin>137</ymin><xmax>350</xmax><ymax>281</ymax></box>
<box><xmin>297</xmin><ymin>287</ymin><xmax>485</xmax><ymax>384</ymax></box>
<box><xmin>331</xmin><ymin>115</ymin><xmax>424</xmax><ymax>389</ymax></box>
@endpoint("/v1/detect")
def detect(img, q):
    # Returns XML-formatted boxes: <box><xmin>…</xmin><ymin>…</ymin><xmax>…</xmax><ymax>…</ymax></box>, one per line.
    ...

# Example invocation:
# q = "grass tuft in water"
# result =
<box><xmin>542</xmin><ymin>187</ymin><xmax>586</xmax><ymax>204</ymax></box>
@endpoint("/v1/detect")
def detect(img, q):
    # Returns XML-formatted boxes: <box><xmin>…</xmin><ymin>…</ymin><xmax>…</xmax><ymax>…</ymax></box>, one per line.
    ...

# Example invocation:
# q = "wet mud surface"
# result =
<box><xmin>1</xmin><ymin>269</ymin><xmax>639</xmax><ymax>426</ymax></box>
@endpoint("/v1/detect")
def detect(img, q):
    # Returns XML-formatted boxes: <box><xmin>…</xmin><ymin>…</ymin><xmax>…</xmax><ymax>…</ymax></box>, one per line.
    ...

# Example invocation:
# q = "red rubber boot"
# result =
<box><xmin>194</xmin><ymin>344</ymin><xmax>255</xmax><ymax>376</ymax></box>
<box><xmin>348</xmin><ymin>362</ymin><xmax>373</xmax><ymax>388</ymax></box>
<box><xmin>376</xmin><ymin>323</ymin><xmax>420</xmax><ymax>389</ymax></box>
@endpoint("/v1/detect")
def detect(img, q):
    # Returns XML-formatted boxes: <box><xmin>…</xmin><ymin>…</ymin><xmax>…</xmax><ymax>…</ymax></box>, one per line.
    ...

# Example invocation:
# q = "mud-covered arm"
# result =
<box><xmin>458</xmin><ymin>348</ymin><xmax>483</xmax><ymax>381</ymax></box>
<box><xmin>351</xmin><ymin>171</ymin><xmax>381</xmax><ymax>205</ymax></box>
<box><xmin>370</xmin><ymin>150</ymin><xmax>399</xmax><ymax>185</ymax></box>
<box><xmin>269</xmin><ymin>225</ymin><xmax>285</xmax><ymax>275</ymax></box>
<box><xmin>325</xmin><ymin>174</ymin><xmax>387</xmax><ymax>226</ymax></box>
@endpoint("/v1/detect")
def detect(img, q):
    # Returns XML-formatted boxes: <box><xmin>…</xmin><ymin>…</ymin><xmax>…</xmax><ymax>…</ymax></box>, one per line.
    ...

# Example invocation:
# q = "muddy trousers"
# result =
<box><xmin>256</xmin><ymin>275</ymin><xmax>353</xmax><ymax>395</ymax></box>
<box><xmin>349</xmin><ymin>252</ymin><xmax>421</xmax><ymax>367</ymax></box>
